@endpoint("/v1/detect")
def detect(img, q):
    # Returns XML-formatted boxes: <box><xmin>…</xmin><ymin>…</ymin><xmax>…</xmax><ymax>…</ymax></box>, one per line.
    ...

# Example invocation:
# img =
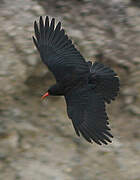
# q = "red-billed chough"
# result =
<box><xmin>33</xmin><ymin>16</ymin><xmax>120</xmax><ymax>145</ymax></box>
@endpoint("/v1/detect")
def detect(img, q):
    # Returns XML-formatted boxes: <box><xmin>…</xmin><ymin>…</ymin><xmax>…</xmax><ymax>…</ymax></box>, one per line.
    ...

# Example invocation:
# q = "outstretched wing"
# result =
<box><xmin>88</xmin><ymin>61</ymin><xmax>120</xmax><ymax>104</ymax></box>
<box><xmin>33</xmin><ymin>16</ymin><xmax>89</xmax><ymax>84</ymax></box>
<box><xmin>65</xmin><ymin>86</ymin><xmax>113</xmax><ymax>145</ymax></box>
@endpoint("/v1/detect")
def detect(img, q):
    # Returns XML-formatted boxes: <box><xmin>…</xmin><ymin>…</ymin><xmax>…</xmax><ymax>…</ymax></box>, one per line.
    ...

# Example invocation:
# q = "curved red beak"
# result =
<box><xmin>41</xmin><ymin>92</ymin><xmax>49</xmax><ymax>100</ymax></box>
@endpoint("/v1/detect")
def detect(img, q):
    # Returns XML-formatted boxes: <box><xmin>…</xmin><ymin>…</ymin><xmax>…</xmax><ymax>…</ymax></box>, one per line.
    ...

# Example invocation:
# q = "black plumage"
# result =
<box><xmin>33</xmin><ymin>16</ymin><xmax>120</xmax><ymax>145</ymax></box>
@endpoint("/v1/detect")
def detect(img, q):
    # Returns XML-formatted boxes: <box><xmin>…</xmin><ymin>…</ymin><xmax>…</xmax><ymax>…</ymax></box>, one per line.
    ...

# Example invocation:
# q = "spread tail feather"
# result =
<box><xmin>88</xmin><ymin>61</ymin><xmax>120</xmax><ymax>104</ymax></box>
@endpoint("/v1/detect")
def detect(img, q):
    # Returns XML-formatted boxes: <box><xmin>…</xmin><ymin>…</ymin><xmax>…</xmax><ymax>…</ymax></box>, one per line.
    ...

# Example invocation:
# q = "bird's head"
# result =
<box><xmin>41</xmin><ymin>84</ymin><xmax>64</xmax><ymax>100</ymax></box>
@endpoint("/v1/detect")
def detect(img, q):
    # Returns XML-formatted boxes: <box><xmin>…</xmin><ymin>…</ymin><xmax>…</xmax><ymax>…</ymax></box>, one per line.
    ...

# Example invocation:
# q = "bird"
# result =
<box><xmin>32</xmin><ymin>16</ymin><xmax>120</xmax><ymax>145</ymax></box>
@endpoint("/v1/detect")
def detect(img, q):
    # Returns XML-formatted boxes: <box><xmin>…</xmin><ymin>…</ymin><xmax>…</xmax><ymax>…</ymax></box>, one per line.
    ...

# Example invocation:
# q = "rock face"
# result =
<box><xmin>0</xmin><ymin>0</ymin><xmax>140</xmax><ymax>180</ymax></box>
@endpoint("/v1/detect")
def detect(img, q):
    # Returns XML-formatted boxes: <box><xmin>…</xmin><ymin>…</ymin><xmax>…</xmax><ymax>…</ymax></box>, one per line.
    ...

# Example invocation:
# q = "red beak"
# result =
<box><xmin>41</xmin><ymin>92</ymin><xmax>49</xmax><ymax>100</ymax></box>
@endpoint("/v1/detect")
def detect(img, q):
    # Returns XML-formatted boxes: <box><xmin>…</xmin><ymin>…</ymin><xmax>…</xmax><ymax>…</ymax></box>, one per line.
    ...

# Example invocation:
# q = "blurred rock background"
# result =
<box><xmin>0</xmin><ymin>0</ymin><xmax>140</xmax><ymax>179</ymax></box>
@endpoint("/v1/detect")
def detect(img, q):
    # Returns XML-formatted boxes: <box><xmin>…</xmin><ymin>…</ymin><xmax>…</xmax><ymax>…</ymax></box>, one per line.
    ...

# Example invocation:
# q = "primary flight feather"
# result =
<box><xmin>33</xmin><ymin>16</ymin><xmax>120</xmax><ymax>145</ymax></box>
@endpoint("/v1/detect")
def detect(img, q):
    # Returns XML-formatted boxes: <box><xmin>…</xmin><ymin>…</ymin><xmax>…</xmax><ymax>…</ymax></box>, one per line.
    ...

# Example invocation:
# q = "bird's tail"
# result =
<box><xmin>88</xmin><ymin>61</ymin><xmax>120</xmax><ymax>104</ymax></box>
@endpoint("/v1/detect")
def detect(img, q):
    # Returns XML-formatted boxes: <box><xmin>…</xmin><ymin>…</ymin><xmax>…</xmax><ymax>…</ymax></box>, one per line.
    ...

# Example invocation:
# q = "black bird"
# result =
<box><xmin>33</xmin><ymin>16</ymin><xmax>120</xmax><ymax>145</ymax></box>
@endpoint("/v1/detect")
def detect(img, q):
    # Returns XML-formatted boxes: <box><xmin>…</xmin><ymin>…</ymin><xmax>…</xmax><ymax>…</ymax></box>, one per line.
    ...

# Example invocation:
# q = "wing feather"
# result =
<box><xmin>65</xmin><ymin>86</ymin><xmax>113</xmax><ymax>145</ymax></box>
<box><xmin>34</xmin><ymin>21</ymin><xmax>40</xmax><ymax>42</ymax></box>
<box><xmin>33</xmin><ymin>16</ymin><xmax>89</xmax><ymax>84</ymax></box>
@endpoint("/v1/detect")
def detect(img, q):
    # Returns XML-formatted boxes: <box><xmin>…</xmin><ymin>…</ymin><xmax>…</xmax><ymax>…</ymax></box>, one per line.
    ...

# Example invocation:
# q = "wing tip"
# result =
<box><xmin>39</xmin><ymin>16</ymin><xmax>43</xmax><ymax>22</ymax></box>
<box><xmin>32</xmin><ymin>36</ymin><xmax>39</xmax><ymax>49</ymax></box>
<box><xmin>34</xmin><ymin>20</ymin><xmax>38</xmax><ymax>32</ymax></box>
<box><xmin>78</xmin><ymin>124</ymin><xmax>113</xmax><ymax>145</ymax></box>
